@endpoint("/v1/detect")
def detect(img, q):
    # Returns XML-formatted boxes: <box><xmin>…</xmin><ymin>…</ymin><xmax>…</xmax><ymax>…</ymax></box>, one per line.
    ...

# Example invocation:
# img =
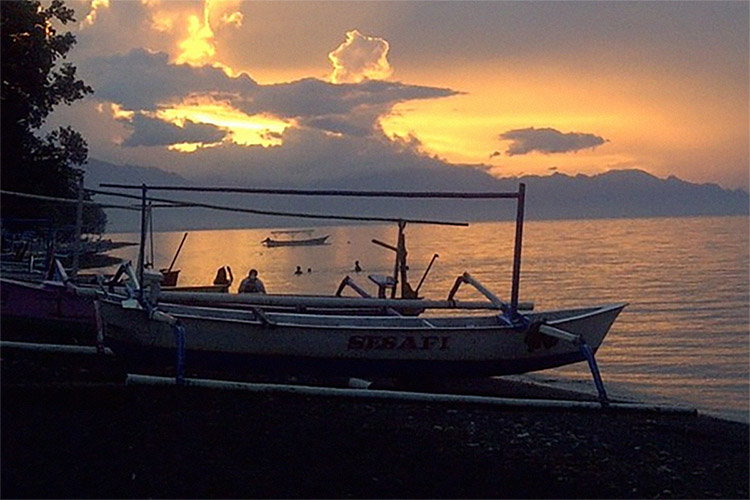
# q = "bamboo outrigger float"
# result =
<box><xmin>91</xmin><ymin>183</ymin><xmax>626</xmax><ymax>405</ymax></box>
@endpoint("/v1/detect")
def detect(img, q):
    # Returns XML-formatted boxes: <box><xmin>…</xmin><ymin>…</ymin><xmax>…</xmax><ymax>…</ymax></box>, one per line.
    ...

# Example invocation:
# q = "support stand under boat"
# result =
<box><xmin>128</xmin><ymin>264</ymin><xmax>188</xmax><ymax>386</ymax></box>
<box><xmin>536</xmin><ymin>323</ymin><xmax>610</xmax><ymax>405</ymax></box>
<box><xmin>449</xmin><ymin>272</ymin><xmax>611</xmax><ymax>406</ymax></box>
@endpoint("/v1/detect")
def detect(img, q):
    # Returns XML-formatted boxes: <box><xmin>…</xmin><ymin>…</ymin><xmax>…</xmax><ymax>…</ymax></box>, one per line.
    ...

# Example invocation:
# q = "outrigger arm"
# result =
<box><xmin>447</xmin><ymin>272</ymin><xmax>610</xmax><ymax>406</ymax></box>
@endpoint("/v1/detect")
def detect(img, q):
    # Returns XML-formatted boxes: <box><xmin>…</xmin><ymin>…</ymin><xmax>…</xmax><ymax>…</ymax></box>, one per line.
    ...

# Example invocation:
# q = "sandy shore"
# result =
<box><xmin>1</xmin><ymin>349</ymin><xmax>747</xmax><ymax>499</ymax></box>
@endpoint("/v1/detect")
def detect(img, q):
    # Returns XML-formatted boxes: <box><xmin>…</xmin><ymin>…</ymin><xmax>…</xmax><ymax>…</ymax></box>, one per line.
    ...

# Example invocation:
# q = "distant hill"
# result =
<box><xmin>83</xmin><ymin>159</ymin><xmax>748</xmax><ymax>232</ymax></box>
<box><xmin>83</xmin><ymin>158</ymin><xmax>191</xmax><ymax>232</ymax></box>
<box><xmin>517</xmin><ymin>170</ymin><xmax>749</xmax><ymax>220</ymax></box>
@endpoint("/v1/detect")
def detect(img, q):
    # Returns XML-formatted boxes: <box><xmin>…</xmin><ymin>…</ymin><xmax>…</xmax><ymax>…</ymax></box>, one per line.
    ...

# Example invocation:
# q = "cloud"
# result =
<box><xmin>329</xmin><ymin>30</ymin><xmax>393</xmax><ymax>84</ymax></box>
<box><xmin>499</xmin><ymin>127</ymin><xmax>607</xmax><ymax>155</ymax></box>
<box><xmin>82</xmin><ymin>49</ymin><xmax>458</xmax><ymax>137</ymax></box>
<box><xmin>80</xmin><ymin>0</ymin><xmax>110</xmax><ymax>28</ymax></box>
<box><xmin>84</xmin><ymin>49</ymin><xmax>258</xmax><ymax>110</ymax></box>
<box><xmin>121</xmin><ymin>113</ymin><xmax>228</xmax><ymax>147</ymax></box>
<box><xmin>129</xmin><ymin>126</ymin><xmax>498</xmax><ymax>194</ymax></box>
<box><xmin>246</xmin><ymin>78</ymin><xmax>458</xmax><ymax>135</ymax></box>
<box><xmin>173</xmin><ymin>1</ymin><xmax>242</xmax><ymax>66</ymax></box>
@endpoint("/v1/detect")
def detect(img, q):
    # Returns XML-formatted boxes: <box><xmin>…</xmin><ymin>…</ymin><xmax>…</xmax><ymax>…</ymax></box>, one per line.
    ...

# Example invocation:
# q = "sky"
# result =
<box><xmin>47</xmin><ymin>0</ymin><xmax>749</xmax><ymax>191</ymax></box>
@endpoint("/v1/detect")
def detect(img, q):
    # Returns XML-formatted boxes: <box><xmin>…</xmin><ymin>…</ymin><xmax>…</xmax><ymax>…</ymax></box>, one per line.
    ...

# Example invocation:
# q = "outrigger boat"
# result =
<box><xmin>100</xmin><ymin>278</ymin><xmax>625</xmax><ymax>380</ymax></box>
<box><xmin>262</xmin><ymin>229</ymin><xmax>329</xmax><ymax>247</ymax></box>
<box><xmin>94</xmin><ymin>183</ymin><xmax>626</xmax><ymax>403</ymax></box>
<box><xmin>0</xmin><ymin>260</ymin><xmax>231</xmax><ymax>344</ymax></box>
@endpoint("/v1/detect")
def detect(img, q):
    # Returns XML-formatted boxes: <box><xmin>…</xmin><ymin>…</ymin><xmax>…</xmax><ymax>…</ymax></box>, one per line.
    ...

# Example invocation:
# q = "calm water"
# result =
<box><xmin>105</xmin><ymin>216</ymin><xmax>749</xmax><ymax>423</ymax></box>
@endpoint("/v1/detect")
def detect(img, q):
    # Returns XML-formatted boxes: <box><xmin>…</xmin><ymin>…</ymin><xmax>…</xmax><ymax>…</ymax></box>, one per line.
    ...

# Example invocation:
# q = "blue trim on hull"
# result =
<box><xmin>105</xmin><ymin>339</ymin><xmax>586</xmax><ymax>378</ymax></box>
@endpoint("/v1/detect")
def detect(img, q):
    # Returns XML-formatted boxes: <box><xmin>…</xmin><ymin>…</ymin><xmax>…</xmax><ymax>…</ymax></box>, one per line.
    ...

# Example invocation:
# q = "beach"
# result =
<box><xmin>1</xmin><ymin>349</ymin><xmax>747</xmax><ymax>499</ymax></box>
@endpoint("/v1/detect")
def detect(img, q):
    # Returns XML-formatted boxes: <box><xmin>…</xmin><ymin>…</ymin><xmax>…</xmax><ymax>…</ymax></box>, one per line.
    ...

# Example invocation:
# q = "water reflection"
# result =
<box><xmin>105</xmin><ymin>216</ymin><xmax>749</xmax><ymax>422</ymax></box>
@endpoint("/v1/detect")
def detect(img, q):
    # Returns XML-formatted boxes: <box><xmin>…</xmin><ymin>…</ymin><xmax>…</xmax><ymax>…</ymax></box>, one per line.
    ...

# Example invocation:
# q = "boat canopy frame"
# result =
<box><xmin>95</xmin><ymin>183</ymin><xmax>527</xmax><ymax>318</ymax></box>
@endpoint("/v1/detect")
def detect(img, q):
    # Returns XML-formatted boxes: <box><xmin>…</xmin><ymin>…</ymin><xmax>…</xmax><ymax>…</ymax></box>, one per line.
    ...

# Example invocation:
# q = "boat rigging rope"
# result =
<box><xmin>86</xmin><ymin>188</ymin><xmax>470</xmax><ymax>227</ymax></box>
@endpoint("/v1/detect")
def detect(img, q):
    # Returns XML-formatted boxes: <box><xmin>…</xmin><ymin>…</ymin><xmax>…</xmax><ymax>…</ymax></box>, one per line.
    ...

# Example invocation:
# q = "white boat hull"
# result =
<box><xmin>100</xmin><ymin>300</ymin><xmax>626</xmax><ymax>377</ymax></box>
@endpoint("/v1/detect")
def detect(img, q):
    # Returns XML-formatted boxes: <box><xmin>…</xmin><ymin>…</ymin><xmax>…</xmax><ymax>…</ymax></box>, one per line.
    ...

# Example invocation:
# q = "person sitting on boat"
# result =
<box><xmin>353</xmin><ymin>260</ymin><xmax>362</xmax><ymax>272</ymax></box>
<box><xmin>213</xmin><ymin>266</ymin><xmax>233</xmax><ymax>286</ymax></box>
<box><xmin>294</xmin><ymin>265</ymin><xmax>303</xmax><ymax>275</ymax></box>
<box><xmin>238</xmin><ymin>269</ymin><xmax>266</xmax><ymax>294</ymax></box>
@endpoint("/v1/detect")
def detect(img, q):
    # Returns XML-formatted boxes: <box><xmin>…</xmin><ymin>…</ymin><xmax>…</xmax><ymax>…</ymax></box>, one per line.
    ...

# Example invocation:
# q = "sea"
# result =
<box><xmin>103</xmin><ymin>215</ymin><xmax>749</xmax><ymax>423</ymax></box>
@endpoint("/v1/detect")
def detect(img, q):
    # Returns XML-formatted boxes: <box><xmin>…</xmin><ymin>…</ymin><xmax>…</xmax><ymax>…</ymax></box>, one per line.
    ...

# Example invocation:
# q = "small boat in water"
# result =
<box><xmin>262</xmin><ymin>230</ymin><xmax>329</xmax><ymax>247</ymax></box>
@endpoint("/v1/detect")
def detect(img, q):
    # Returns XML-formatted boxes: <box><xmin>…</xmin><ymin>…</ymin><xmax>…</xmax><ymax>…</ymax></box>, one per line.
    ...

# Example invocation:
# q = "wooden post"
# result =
<box><xmin>398</xmin><ymin>221</ymin><xmax>409</xmax><ymax>298</ymax></box>
<box><xmin>137</xmin><ymin>184</ymin><xmax>148</xmax><ymax>297</ymax></box>
<box><xmin>510</xmin><ymin>183</ymin><xmax>525</xmax><ymax>318</ymax></box>
<box><xmin>391</xmin><ymin>221</ymin><xmax>404</xmax><ymax>298</ymax></box>
<box><xmin>70</xmin><ymin>177</ymin><xmax>84</xmax><ymax>278</ymax></box>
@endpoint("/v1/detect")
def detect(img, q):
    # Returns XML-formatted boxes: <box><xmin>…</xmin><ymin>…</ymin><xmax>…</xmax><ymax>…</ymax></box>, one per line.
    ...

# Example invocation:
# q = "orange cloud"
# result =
<box><xmin>328</xmin><ymin>30</ymin><xmax>393</xmax><ymax>84</ymax></box>
<box><xmin>156</xmin><ymin>97</ymin><xmax>289</xmax><ymax>148</ymax></box>
<box><xmin>176</xmin><ymin>13</ymin><xmax>216</xmax><ymax>66</ymax></box>
<box><xmin>80</xmin><ymin>0</ymin><xmax>110</xmax><ymax>28</ymax></box>
<box><xmin>142</xmin><ymin>0</ymin><xmax>243</xmax><ymax>68</ymax></box>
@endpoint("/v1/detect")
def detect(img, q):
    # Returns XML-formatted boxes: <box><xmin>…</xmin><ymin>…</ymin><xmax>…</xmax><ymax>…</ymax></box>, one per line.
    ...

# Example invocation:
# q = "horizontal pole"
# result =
<box><xmin>1</xmin><ymin>341</ymin><xmax>113</xmax><ymax>355</ymax></box>
<box><xmin>0</xmin><ymin>189</ymin><xmax>138</xmax><ymax>211</ymax></box>
<box><xmin>158</xmin><ymin>291</ymin><xmax>501</xmax><ymax>310</ymax></box>
<box><xmin>99</xmin><ymin>184</ymin><xmax>521</xmax><ymax>199</ymax></box>
<box><xmin>126</xmin><ymin>374</ymin><xmax>698</xmax><ymax>415</ymax></box>
<box><xmin>87</xmin><ymin>188</ymin><xmax>469</xmax><ymax>227</ymax></box>
<box><xmin>539</xmin><ymin>324</ymin><xmax>581</xmax><ymax>344</ymax></box>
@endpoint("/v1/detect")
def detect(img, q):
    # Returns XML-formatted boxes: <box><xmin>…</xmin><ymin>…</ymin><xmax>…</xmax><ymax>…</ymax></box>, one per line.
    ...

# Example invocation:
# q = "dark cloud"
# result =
<box><xmin>85</xmin><ymin>49</ymin><xmax>258</xmax><ymax>110</ymax></box>
<box><xmin>121</xmin><ymin>114</ymin><xmax>228</xmax><ymax>147</ymax></box>
<box><xmin>499</xmin><ymin>127</ymin><xmax>607</xmax><ymax>155</ymax></box>
<box><xmin>132</xmin><ymin>125</ymin><xmax>492</xmax><ymax>191</ymax></box>
<box><xmin>82</xmin><ymin>49</ymin><xmax>459</xmax><ymax>137</ymax></box>
<box><xmin>246</xmin><ymin>78</ymin><xmax>456</xmax><ymax>118</ymax></box>
<box><xmin>242</xmin><ymin>78</ymin><xmax>458</xmax><ymax>136</ymax></box>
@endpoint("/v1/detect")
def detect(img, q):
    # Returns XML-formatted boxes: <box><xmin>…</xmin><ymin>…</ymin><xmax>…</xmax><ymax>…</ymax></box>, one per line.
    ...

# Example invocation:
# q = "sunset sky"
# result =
<box><xmin>48</xmin><ymin>0</ymin><xmax>749</xmax><ymax>190</ymax></box>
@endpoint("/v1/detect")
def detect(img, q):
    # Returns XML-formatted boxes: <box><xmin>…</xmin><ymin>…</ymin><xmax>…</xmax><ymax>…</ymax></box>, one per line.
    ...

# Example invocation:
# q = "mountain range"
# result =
<box><xmin>83</xmin><ymin>158</ymin><xmax>749</xmax><ymax>233</ymax></box>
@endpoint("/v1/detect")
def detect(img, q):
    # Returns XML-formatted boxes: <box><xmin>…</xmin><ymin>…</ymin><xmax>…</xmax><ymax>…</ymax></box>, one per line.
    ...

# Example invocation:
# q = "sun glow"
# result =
<box><xmin>176</xmin><ymin>14</ymin><xmax>215</xmax><ymax>65</ymax></box>
<box><xmin>108</xmin><ymin>103</ymin><xmax>135</xmax><ymax>120</ymax></box>
<box><xmin>80</xmin><ymin>0</ymin><xmax>110</xmax><ymax>28</ymax></box>
<box><xmin>378</xmin><ymin>62</ymin><xmax>738</xmax><ymax>179</ymax></box>
<box><xmin>158</xmin><ymin>100</ymin><xmax>290</xmax><ymax>148</ymax></box>
<box><xmin>172</xmin><ymin>0</ymin><xmax>243</xmax><ymax>68</ymax></box>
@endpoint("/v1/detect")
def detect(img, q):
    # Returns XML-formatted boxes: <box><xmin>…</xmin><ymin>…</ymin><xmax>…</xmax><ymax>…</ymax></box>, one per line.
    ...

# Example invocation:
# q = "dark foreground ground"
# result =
<box><xmin>1</xmin><ymin>350</ymin><xmax>748</xmax><ymax>499</ymax></box>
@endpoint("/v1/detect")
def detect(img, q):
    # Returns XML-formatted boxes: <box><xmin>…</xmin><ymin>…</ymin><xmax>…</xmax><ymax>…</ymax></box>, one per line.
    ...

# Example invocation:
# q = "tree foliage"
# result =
<box><xmin>1</xmin><ymin>0</ymin><xmax>106</xmax><ymax>234</ymax></box>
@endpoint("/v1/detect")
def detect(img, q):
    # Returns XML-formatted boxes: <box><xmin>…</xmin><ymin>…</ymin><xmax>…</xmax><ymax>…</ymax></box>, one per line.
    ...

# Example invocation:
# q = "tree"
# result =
<box><xmin>1</xmin><ymin>0</ymin><xmax>106</xmax><ymax>235</ymax></box>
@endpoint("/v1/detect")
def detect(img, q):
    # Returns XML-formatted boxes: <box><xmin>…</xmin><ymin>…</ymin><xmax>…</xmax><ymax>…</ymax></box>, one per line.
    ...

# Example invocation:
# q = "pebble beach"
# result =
<box><xmin>1</xmin><ymin>348</ymin><xmax>747</xmax><ymax>499</ymax></box>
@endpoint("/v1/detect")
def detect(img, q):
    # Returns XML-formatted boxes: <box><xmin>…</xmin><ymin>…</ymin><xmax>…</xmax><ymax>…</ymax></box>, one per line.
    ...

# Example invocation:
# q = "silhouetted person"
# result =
<box><xmin>294</xmin><ymin>265</ymin><xmax>303</xmax><ymax>275</ymax></box>
<box><xmin>213</xmin><ymin>266</ymin><xmax>233</xmax><ymax>285</ymax></box>
<box><xmin>238</xmin><ymin>268</ymin><xmax>266</xmax><ymax>294</ymax></box>
<box><xmin>354</xmin><ymin>260</ymin><xmax>362</xmax><ymax>272</ymax></box>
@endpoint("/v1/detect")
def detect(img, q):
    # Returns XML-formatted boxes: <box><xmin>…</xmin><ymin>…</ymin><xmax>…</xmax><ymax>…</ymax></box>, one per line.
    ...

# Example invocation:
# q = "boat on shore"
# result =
<box><xmin>93</xmin><ymin>182</ymin><xmax>626</xmax><ymax>402</ymax></box>
<box><xmin>0</xmin><ymin>261</ymin><xmax>231</xmax><ymax>344</ymax></box>
<box><xmin>1</xmin><ymin>277</ymin><xmax>100</xmax><ymax>342</ymax></box>
<box><xmin>100</xmin><ymin>293</ymin><xmax>625</xmax><ymax>378</ymax></box>
<box><xmin>262</xmin><ymin>230</ymin><xmax>329</xmax><ymax>247</ymax></box>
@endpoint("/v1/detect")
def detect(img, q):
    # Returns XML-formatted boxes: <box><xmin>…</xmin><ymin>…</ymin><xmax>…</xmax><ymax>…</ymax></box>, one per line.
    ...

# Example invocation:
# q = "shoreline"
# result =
<box><xmin>506</xmin><ymin>373</ymin><xmax>750</xmax><ymax>425</ymax></box>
